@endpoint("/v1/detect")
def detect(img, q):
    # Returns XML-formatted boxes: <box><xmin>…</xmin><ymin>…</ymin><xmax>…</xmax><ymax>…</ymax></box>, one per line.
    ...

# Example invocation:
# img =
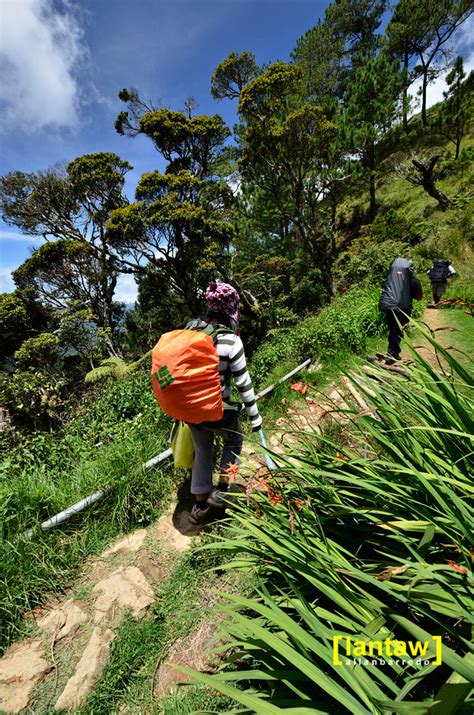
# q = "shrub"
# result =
<box><xmin>289</xmin><ymin>268</ymin><xmax>329</xmax><ymax>314</ymax></box>
<box><xmin>250</xmin><ymin>286</ymin><xmax>385</xmax><ymax>386</ymax></box>
<box><xmin>0</xmin><ymin>370</ymin><xmax>66</xmax><ymax>429</ymax></box>
<box><xmin>335</xmin><ymin>237</ymin><xmax>411</xmax><ymax>289</ymax></box>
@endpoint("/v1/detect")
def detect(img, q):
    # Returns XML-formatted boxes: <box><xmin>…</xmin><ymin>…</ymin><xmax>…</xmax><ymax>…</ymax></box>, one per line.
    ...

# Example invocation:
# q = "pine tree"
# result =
<box><xmin>440</xmin><ymin>56</ymin><xmax>473</xmax><ymax>159</ymax></box>
<box><xmin>343</xmin><ymin>53</ymin><xmax>404</xmax><ymax>221</ymax></box>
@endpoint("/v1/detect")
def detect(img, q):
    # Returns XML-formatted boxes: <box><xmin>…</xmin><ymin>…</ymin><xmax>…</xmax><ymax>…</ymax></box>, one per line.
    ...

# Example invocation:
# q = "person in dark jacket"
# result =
<box><xmin>427</xmin><ymin>259</ymin><xmax>456</xmax><ymax>305</ymax></box>
<box><xmin>379</xmin><ymin>258</ymin><xmax>423</xmax><ymax>363</ymax></box>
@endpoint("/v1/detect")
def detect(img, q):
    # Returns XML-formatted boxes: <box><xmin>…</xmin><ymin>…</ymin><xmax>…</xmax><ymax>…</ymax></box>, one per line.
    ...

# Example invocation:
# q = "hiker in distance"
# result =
<box><xmin>378</xmin><ymin>258</ymin><xmax>423</xmax><ymax>364</ymax></box>
<box><xmin>427</xmin><ymin>259</ymin><xmax>456</xmax><ymax>306</ymax></box>
<box><xmin>152</xmin><ymin>281</ymin><xmax>262</xmax><ymax>525</ymax></box>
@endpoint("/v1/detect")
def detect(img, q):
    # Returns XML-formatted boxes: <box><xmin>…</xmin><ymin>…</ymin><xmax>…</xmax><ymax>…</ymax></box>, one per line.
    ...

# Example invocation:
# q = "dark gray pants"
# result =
<box><xmin>431</xmin><ymin>281</ymin><xmax>447</xmax><ymax>304</ymax></box>
<box><xmin>188</xmin><ymin>416</ymin><xmax>243</xmax><ymax>495</ymax></box>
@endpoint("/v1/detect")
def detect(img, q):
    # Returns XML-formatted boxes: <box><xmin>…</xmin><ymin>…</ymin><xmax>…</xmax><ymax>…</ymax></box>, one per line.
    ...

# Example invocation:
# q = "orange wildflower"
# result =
<box><xmin>448</xmin><ymin>561</ymin><xmax>468</xmax><ymax>575</ymax></box>
<box><xmin>268</xmin><ymin>491</ymin><xmax>284</xmax><ymax>506</ymax></box>
<box><xmin>292</xmin><ymin>498</ymin><xmax>310</xmax><ymax>511</ymax></box>
<box><xmin>291</xmin><ymin>381</ymin><xmax>308</xmax><ymax>396</ymax></box>
<box><xmin>224</xmin><ymin>462</ymin><xmax>240</xmax><ymax>482</ymax></box>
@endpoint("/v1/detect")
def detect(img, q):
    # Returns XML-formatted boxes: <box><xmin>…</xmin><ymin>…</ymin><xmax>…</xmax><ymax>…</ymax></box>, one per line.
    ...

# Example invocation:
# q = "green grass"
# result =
<box><xmin>160</xmin><ymin>686</ymin><xmax>235</xmax><ymax>714</ymax></box>
<box><xmin>250</xmin><ymin>285</ymin><xmax>385</xmax><ymax>390</ymax></box>
<box><xmin>437</xmin><ymin>310</ymin><xmax>474</xmax><ymax>359</ymax></box>
<box><xmin>0</xmin><ymin>371</ymin><xmax>178</xmax><ymax>653</ymax></box>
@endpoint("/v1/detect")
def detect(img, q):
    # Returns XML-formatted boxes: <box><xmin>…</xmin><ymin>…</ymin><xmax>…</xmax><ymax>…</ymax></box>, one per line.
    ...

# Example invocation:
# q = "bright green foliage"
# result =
<box><xmin>0</xmin><ymin>153</ymin><xmax>132</xmax><ymax>337</ymax></box>
<box><xmin>292</xmin><ymin>19</ymin><xmax>346</xmax><ymax>107</ymax></box>
<box><xmin>67</xmin><ymin>152</ymin><xmax>131</xmax><ymax>221</ymax></box>
<box><xmin>2</xmin><ymin>333</ymin><xmax>63</xmax><ymax>428</ymax></box>
<box><xmin>0</xmin><ymin>169</ymin><xmax>76</xmax><ymax>237</ymax></box>
<box><xmin>334</xmin><ymin>210</ymin><xmax>426</xmax><ymax>289</ymax></box>
<box><xmin>85</xmin><ymin>357</ymin><xmax>129</xmax><ymax>384</ymax></box>
<box><xmin>343</xmin><ymin>52</ymin><xmax>405</xmax><ymax>221</ymax></box>
<box><xmin>239</xmin><ymin>61</ymin><xmax>339</xmax><ymax>295</ymax></box>
<box><xmin>0</xmin><ymin>293</ymin><xmax>32</xmax><ymax>361</ymax></box>
<box><xmin>439</xmin><ymin>57</ymin><xmax>473</xmax><ymax>159</ymax></box>
<box><xmin>211</xmin><ymin>50</ymin><xmax>259</xmax><ymax>101</ymax></box>
<box><xmin>0</xmin><ymin>369</ymin><xmax>65</xmax><ymax>429</ymax></box>
<box><xmin>111</xmin><ymin>101</ymin><xmax>234</xmax><ymax>314</ymax></box>
<box><xmin>14</xmin><ymin>333</ymin><xmax>60</xmax><ymax>371</ymax></box>
<box><xmin>235</xmin><ymin>256</ymin><xmax>331</xmax><ymax>355</ymax></box>
<box><xmin>368</xmin><ymin>209</ymin><xmax>425</xmax><ymax>245</ymax></box>
<box><xmin>189</xmin><ymin>332</ymin><xmax>474</xmax><ymax>712</ymax></box>
<box><xmin>0</xmin><ymin>368</ymin><xmax>173</xmax><ymax>649</ymax></box>
<box><xmin>250</xmin><ymin>285</ymin><xmax>384</xmax><ymax>386</ymax></box>
<box><xmin>108</xmin><ymin>169</ymin><xmax>233</xmax><ymax>315</ymax></box>
<box><xmin>53</xmin><ymin>303</ymin><xmax>114</xmax><ymax>370</ymax></box>
<box><xmin>13</xmin><ymin>239</ymin><xmax>102</xmax><ymax>313</ymax></box>
<box><xmin>325</xmin><ymin>0</ymin><xmax>388</xmax><ymax>63</ymax></box>
<box><xmin>138</xmin><ymin>110</ymin><xmax>230</xmax><ymax>175</ymax></box>
<box><xmin>0</xmin><ymin>302</ymin><xmax>115</xmax><ymax>428</ymax></box>
<box><xmin>238</xmin><ymin>61</ymin><xmax>303</xmax><ymax>118</ymax></box>
<box><xmin>335</xmin><ymin>238</ymin><xmax>411</xmax><ymax>289</ymax></box>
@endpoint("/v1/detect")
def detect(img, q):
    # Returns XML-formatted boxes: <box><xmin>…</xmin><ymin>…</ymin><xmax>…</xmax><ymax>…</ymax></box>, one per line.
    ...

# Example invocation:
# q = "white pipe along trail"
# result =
<box><xmin>23</xmin><ymin>358</ymin><xmax>311</xmax><ymax>537</ymax></box>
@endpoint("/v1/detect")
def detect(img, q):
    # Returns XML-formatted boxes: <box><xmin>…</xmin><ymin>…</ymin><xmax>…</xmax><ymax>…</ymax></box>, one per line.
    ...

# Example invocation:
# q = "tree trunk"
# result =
<box><xmin>411</xmin><ymin>154</ymin><xmax>451</xmax><ymax>210</ymax></box>
<box><xmin>366</xmin><ymin>141</ymin><xmax>377</xmax><ymax>223</ymax></box>
<box><xmin>421</xmin><ymin>69</ymin><xmax>428</xmax><ymax>128</ymax></box>
<box><xmin>322</xmin><ymin>261</ymin><xmax>335</xmax><ymax>298</ymax></box>
<box><xmin>402</xmin><ymin>49</ymin><xmax>409</xmax><ymax>131</ymax></box>
<box><xmin>455</xmin><ymin>129</ymin><xmax>461</xmax><ymax>160</ymax></box>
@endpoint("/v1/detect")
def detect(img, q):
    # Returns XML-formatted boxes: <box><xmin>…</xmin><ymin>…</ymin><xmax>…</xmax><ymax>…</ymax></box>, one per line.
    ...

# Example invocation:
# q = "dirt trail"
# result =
<box><xmin>0</xmin><ymin>306</ymin><xmax>459</xmax><ymax>713</ymax></box>
<box><xmin>399</xmin><ymin>307</ymin><xmax>458</xmax><ymax>370</ymax></box>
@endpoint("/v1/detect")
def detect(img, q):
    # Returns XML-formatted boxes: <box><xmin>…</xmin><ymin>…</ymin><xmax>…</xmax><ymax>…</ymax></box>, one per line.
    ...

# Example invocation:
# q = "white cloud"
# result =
<box><xmin>0</xmin><ymin>229</ymin><xmax>43</xmax><ymax>242</ymax></box>
<box><xmin>0</xmin><ymin>0</ymin><xmax>86</xmax><ymax>133</ymax></box>
<box><xmin>409</xmin><ymin>16</ymin><xmax>474</xmax><ymax>115</ymax></box>
<box><xmin>114</xmin><ymin>274</ymin><xmax>138</xmax><ymax>305</ymax></box>
<box><xmin>0</xmin><ymin>267</ymin><xmax>15</xmax><ymax>293</ymax></box>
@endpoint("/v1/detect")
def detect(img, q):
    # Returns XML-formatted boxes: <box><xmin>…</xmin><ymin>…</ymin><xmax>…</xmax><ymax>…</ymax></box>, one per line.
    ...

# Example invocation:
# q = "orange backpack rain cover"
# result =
<box><xmin>151</xmin><ymin>329</ymin><xmax>223</xmax><ymax>424</ymax></box>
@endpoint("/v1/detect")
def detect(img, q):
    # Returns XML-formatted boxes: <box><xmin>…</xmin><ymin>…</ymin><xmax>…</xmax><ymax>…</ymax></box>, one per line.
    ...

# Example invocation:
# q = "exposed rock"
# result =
<box><xmin>54</xmin><ymin>627</ymin><xmax>114</xmax><ymax>711</ymax></box>
<box><xmin>329</xmin><ymin>389</ymin><xmax>350</xmax><ymax>411</ymax></box>
<box><xmin>0</xmin><ymin>639</ymin><xmax>51</xmax><ymax>713</ymax></box>
<box><xmin>153</xmin><ymin>512</ymin><xmax>197</xmax><ymax>552</ymax></box>
<box><xmin>101</xmin><ymin>529</ymin><xmax>147</xmax><ymax>558</ymax></box>
<box><xmin>93</xmin><ymin>566</ymin><xmax>154</xmax><ymax>623</ymax></box>
<box><xmin>37</xmin><ymin>599</ymin><xmax>88</xmax><ymax>642</ymax></box>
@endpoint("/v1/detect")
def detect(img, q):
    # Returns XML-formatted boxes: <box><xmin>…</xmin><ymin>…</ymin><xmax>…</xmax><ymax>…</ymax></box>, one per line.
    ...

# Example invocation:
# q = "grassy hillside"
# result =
<box><xmin>337</xmin><ymin>111</ymin><xmax>474</xmax><ymax>301</ymax></box>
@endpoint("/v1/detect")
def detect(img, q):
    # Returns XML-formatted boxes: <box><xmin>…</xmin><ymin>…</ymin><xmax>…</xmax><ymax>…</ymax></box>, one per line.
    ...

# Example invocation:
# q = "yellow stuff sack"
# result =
<box><xmin>170</xmin><ymin>421</ymin><xmax>194</xmax><ymax>469</ymax></box>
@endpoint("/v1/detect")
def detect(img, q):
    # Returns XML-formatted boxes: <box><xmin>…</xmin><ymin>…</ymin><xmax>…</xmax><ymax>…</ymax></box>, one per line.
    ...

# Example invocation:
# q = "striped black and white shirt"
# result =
<box><xmin>187</xmin><ymin>320</ymin><xmax>262</xmax><ymax>429</ymax></box>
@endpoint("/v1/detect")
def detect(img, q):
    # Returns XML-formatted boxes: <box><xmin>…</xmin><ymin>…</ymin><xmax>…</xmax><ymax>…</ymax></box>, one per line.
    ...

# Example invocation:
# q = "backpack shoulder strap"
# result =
<box><xmin>187</xmin><ymin>320</ymin><xmax>234</xmax><ymax>344</ymax></box>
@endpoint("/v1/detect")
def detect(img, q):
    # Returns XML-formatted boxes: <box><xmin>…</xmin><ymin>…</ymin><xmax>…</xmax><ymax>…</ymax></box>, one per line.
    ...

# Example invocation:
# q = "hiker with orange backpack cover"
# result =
<box><xmin>151</xmin><ymin>281</ymin><xmax>262</xmax><ymax>524</ymax></box>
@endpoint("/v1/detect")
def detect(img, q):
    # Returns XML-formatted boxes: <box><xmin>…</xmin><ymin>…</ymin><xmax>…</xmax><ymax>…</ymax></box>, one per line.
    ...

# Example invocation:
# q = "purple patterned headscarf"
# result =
<box><xmin>205</xmin><ymin>281</ymin><xmax>240</xmax><ymax>323</ymax></box>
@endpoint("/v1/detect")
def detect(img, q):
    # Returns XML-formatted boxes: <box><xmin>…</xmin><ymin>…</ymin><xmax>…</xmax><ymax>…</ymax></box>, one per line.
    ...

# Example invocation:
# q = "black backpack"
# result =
<box><xmin>428</xmin><ymin>260</ymin><xmax>450</xmax><ymax>282</ymax></box>
<box><xmin>379</xmin><ymin>258</ymin><xmax>413</xmax><ymax>312</ymax></box>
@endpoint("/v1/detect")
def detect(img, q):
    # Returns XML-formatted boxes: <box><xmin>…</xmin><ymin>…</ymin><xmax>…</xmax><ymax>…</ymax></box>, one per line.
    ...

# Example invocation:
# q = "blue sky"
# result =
<box><xmin>1</xmin><ymin>0</ymin><xmax>473</xmax><ymax>303</ymax></box>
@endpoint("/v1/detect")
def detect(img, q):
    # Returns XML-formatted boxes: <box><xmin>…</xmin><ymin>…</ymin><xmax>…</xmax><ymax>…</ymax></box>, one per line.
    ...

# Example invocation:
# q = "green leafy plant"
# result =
<box><xmin>186</xmin><ymin>329</ymin><xmax>473</xmax><ymax>713</ymax></box>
